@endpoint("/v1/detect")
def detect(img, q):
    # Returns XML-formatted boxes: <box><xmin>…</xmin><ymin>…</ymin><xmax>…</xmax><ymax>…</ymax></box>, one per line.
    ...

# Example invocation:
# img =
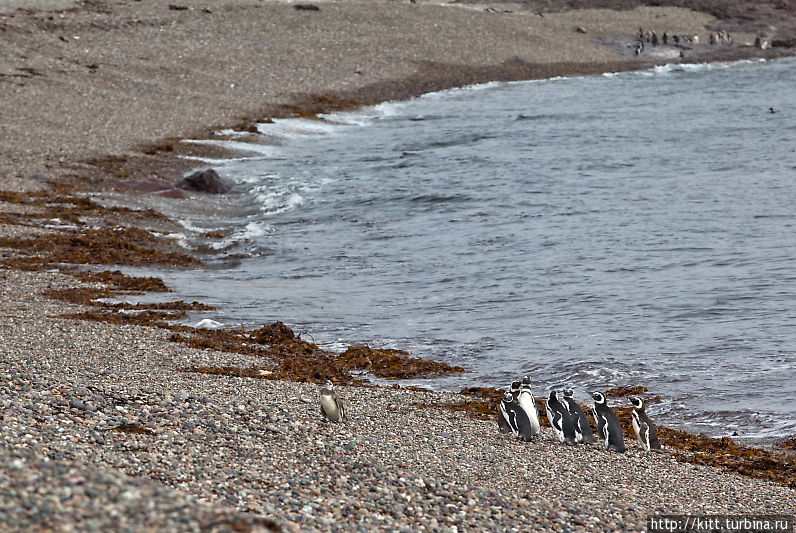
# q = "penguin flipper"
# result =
<box><xmin>507</xmin><ymin>409</ymin><xmax>520</xmax><ymax>438</ymax></box>
<box><xmin>638</xmin><ymin>421</ymin><xmax>651</xmax><ymax>451</ymax></box>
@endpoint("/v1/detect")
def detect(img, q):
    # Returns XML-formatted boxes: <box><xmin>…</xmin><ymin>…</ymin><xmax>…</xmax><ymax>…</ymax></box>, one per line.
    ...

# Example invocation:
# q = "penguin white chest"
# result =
<box><xmin>320</xmin><ymin>395</ymin><xmax>342</xmax><ymax>422</ymax></box>
<box><xmin>631</xmin><ymin>412</ymin><xmax>640</xmax><ymax>438</ymax></box>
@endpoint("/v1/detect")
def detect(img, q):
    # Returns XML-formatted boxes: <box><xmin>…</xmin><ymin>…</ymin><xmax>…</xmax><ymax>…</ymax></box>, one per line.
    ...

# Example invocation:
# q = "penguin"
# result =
<box><xmin>561</xmin><ymin>389</ymin><xmax>596</xmax><ymax>444</ymax></box>
<box><xmin>590</xmin><ymin>391</ymin><xmax>626</xmax><ymax>452</ymax></box>
<box><xmin>634</xmin><ymin>41</ymin><xmax>644</xmax><ymax>56</ymax></box>
<box><xmin>509</xmin><ymin>380</ymin><xmax>521</xmax><ymax>401</ymax></box>
<box><xmin>497</xmin><ymin>380</ymin><xmax>523</xmax><ymax>434</ymax></box>
<box><xmin>629</xmin><ymin>396</ymin><xmax>661</xmax><ymax>451</ymax></box>
<box><xmin>497</xmin><ymin>403</ymin><xmax>512</xmax><ymax>434</ymax></box>
<box><xmin>319</xmin><ymin>382</ymin><xmax>345</xmax><ymax>423</ymax></box>
<box><xmin>517</xmin><ymin>376</ymin><xmax>542</xmax><ymax>438</ymax></box>
<box><xmin>545</xmin><ymin>391</ymin><xmax>577</xmax><ymax>445</ymax></box>
<box><xmin>500</xmin><ymin>391</ymin><xmax>534</xmax><ymax>441</ymax></box>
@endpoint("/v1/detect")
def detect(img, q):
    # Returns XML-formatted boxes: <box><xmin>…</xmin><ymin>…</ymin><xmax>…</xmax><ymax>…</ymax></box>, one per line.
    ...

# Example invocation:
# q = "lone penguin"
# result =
<box><xmin>545</xmin><ymin>390</ymin><xmax>577</xmax><ymax>445</ymax></box>
<box><xmin>630</xmin><ymin>396</ymin><xmax>661</xmax><ymax>451</ymax></box>
<box><xmin>590</xmin><ymin>391</ymin><xmax>626</xmax><ymax>452</ymax></box>
<box><xmin>561</xmin><ymin>389</ymin><xmax>596</xmax><ymax>444</ymax></box>
<box><xmin>500</xmin><ymin>391</ymin><xmax>534</xmax><ymax>441</ymax></box>
<box><xmin>517</xmin><ymin>376</ymin><xmax>542</xmax><ymax>438</ymax></box>
<box><xmin>319</xmin><ymin>382</ymin><xmax>345</xmax><ymax>423</ymax></box>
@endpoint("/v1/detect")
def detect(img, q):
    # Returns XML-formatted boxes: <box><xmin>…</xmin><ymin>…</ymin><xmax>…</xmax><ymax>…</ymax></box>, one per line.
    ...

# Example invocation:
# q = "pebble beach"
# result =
<box><xmin>1</xmin><ymin>0</ymin><xmax>795</xmax><ymax>531</ymax></box>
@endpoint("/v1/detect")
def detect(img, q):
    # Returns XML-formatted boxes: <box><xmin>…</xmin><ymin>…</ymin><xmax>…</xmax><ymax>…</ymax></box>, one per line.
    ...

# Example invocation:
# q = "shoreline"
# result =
<box><xmin>2</xmin><ymin>0</ymin><xmax>795</xmax><ymax>530</ymax></box>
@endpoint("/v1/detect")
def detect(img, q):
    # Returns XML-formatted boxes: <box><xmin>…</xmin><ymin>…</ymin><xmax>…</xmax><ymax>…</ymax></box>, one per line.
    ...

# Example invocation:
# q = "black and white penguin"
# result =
<box><xmin>497</xmin><ymin>380</ymin><xmax>523</xmax><ymax>434</ymax></box>
<box><xmin>319</xmin><ymin>382</ymin><xmax>345</xmax><ymax>423</ymax></box>
<box><xmin>517</xmin><ymin>376</ymin><xmax>542</xmax><ymax>438</ymax></box>
<box><xmin>545</xmin><ymin>391</ymin><xmax>577</xmax><ymax>445</ymax></box>
<box><xmin>634</xmin><ymin>41</ymin><xmax>644</xmax><ymax>56</ymax></box>
<box><xmin>630</xmin><ymin>396</ymin><xmax>661</xmax><ymax>451</ymax></box>
<box><xmin>510</xmin><ymin>380</ymin><xmax>521</xmax><ymax>401</ymax></box>
<box><xmin>500</xmin><ymin>391</ymin><xmax>534</xmax><ymax>441</ymax></box>
<box><xmin>590</xmin><ymin>391</ymin><xmax>626</xmax><ymax>452</ymax></box>
<box><xmin>561</xmin><ymin>389</ymin><xmax>596</xmax><ymax>444</ymax></box>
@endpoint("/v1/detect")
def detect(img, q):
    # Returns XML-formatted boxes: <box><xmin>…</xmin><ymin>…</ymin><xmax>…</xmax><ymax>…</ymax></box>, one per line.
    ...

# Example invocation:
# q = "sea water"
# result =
<box><xmin>130</xmin><ymin>57</ymin><xmax>796</xmax><ymax>444</ymax></box>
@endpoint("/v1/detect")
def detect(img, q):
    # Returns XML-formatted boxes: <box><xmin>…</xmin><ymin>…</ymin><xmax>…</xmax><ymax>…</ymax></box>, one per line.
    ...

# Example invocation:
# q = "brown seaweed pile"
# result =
<box><xmin>337</xmin><ymin>345</ymin><xmax>466</xmax><ymax>379</ymax></box>
<box><xmin>45</xmin><ymin>277</ymin><xmax>464</xmax><ymax>385</ymax></box>
<box><xmin>659</xmin><ymin>426</ymin><xmax>796</xmax><ymax>489</ymax></box>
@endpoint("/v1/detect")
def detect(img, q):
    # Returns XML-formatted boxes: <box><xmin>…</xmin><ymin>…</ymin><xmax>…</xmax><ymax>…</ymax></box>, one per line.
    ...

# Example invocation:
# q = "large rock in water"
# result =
<box><xmin>176</xmin><ymin>169</ymin><xmax>231</xmax><ymax>194</ymax></box>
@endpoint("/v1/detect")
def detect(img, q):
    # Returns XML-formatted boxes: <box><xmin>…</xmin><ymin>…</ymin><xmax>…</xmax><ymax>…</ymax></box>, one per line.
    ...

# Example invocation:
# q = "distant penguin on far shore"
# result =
<box><xmin>319</xmin><ymin>382</ymin><xmax>345</xmax><ymax>423</ymax></box>
<box><xmin>630</xmin><ymin>396</ymin><xmax>661</xmax><ymax>452</ymax></box>
<box><xmin>590</xmin><ymin>391</ymin><xmax>626</xmax><ymax>452</ymax></box>
<box><xmin>562</xmin><ymin>389</ymin><xmax>596</xmax><ymax>444</ymax></box>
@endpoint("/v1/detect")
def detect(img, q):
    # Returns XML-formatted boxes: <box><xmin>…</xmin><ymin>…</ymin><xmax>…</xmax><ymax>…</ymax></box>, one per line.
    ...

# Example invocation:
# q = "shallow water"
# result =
<box><xmin>130</xmin><ymin>58</ymin><xmax>796</xmax><ymax>444</ymax></box>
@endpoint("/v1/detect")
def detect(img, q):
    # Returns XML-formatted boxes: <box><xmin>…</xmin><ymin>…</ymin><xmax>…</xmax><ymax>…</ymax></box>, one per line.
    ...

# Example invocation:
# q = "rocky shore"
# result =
<box><xmin>1</xmin><ymin>0</ymin><xmax>795</xmax><ymax>531</ymax></box>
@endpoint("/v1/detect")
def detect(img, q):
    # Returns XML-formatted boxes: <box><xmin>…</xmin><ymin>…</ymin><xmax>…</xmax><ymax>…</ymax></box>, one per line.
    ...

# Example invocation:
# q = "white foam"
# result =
<box><xmin>257</xmin><ymin>118</ymin><xmax>346</xmax><ymax>139</ymax></box>
<box><xmin>181</xmin><ymin>139</ymin><xmax>280</xmax><ymax>156</ymax></box>
<box><xmin>419</xmin><ymin>80</ymin><xmax>505</xmax><ymax>101</ymax></box>
<box><xmin>194</xmin><ymin>318</ymin><xmax>224</xmax><ymax>329</ymax></box>
<box><xmin>207</xmin><ymin>220</ymin><xmax>274</xmax><ymax>250</ymax></box>
<box><xmin>252</xmin><ymin>186</ymin><xmax>306</xmax><ymax>215</ymax></box>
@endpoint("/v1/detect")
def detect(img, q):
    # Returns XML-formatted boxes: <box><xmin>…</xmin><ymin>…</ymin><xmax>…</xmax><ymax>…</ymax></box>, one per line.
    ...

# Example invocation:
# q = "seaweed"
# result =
<box><xmin>604</xmin><ymin>385</ymin><xmax>649</xmax><ymax>397</ymax></box>
<box><xmin>60</xmin><ymin>309</ymin><xmax>188</xmax><ymax>327</ymax></box>
<box><xmin>779</xmin><ymin>437</ymin><xmax>796</xmax><ymax>451</ymax></box>
<box><xmin>336</xmin><ymin>345</ymin><xmax>465</xmax><ymax>379</ymax></box>
<box><xmin>69</xmin><ymin>270</ymin><xmax>171</xmax><ymax>292</ymax></box>
<box><xmin>0</xmin><ymin>226</ymin><xmax>199</xmax><ymax>269</ymax></box>
<box><xmin>659</xmin><ymin>426</ymin><xmax>796</xmax><ymax>489</ymax></box>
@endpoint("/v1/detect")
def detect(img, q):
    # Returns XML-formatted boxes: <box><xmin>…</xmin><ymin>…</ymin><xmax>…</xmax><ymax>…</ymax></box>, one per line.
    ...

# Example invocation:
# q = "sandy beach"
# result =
<box><xmin>1</xmin><ymin>0</ymin><xmax>795</xmax><ymax>531</ymax></box>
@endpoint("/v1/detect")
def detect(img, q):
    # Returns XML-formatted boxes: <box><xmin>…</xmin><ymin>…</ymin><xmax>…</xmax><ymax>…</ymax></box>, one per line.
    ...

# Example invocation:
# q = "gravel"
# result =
<box><xmin>1</xmin><ymin>1</ymin><xmax>793</xmax><ymax>530</ymax></box>
<box><xmin>0</xmin><ymin>269</ymin><xmax>794</xmax><ymax>532</ymax></box>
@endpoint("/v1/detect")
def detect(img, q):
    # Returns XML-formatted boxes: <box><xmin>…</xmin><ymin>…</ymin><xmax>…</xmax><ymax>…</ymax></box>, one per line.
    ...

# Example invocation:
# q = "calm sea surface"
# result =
<box><xmin>130</xmin><ymin>58</ymin><xmax>796</xmax><ymax>444</ymax></box>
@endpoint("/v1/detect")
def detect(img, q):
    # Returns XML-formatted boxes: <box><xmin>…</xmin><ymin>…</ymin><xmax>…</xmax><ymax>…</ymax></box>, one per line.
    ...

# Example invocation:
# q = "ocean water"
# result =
<box><xmin>130</xmin><ymin>58</ymin><xmax>796</xmax><ymax>444</ymax></box>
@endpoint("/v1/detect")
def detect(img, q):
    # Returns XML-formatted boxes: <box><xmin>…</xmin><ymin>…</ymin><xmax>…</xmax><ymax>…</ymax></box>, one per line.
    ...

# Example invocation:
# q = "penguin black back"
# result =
<box><xmin>590</xmin><ymin>391</ymin><xmax>626</xmax><ymax>452</ymax></box>
<box><xmin>500</xmin><ymin>391</ymin><xmax>534</xmax><ymax>442</ymax></box>
<box><xmin>546</xmin><ymin>390</ymin><xmax>577</xmax><ymax>445</ymax></box>
<box><xmin>562</xmin><ymin>388</ymin><xmax>596</xmax><ymax>444</ymax></box>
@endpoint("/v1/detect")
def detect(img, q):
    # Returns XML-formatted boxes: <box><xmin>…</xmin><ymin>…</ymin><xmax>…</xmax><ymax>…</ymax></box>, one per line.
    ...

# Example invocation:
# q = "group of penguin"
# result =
<box><xmin>318</xmin><ymin>376</ymin><xmax>661</xmax><ymax>453</ymax></box>
<box><xmin>498</xmin><ymin>376</ymin><xmax>661</xmax><ymax>453</ymax></box>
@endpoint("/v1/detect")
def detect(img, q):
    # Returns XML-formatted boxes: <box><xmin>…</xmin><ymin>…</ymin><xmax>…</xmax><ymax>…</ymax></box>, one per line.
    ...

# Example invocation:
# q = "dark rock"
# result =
<box><xmin>294</xmin><ymin>4</ymin><xmax>320</xmax><ymax>10</ymax></box>
<box><xmin>68</xmin><ymin>399</ymin><xmax>86</xmax><ymax>410</ymax></box>
<box><xmin>176</xmin><ymin>169</ymin><xmax>231</xmax><ymax>194</ymax></box>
